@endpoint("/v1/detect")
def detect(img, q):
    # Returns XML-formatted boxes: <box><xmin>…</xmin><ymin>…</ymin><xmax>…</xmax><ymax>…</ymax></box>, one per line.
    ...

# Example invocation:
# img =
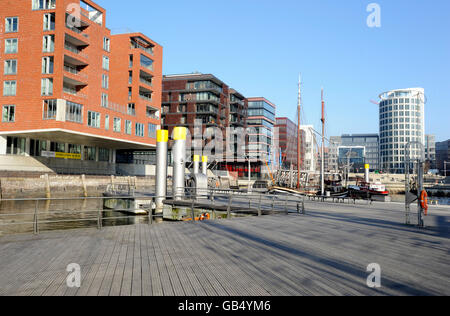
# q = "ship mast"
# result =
<box><xmin>297</xmin><ymin>75</ymin><xmax>302</xmax><ymax>189</ymax></box>
<box><xmin>321</xmin><ymin>88</ymin><xmax>325</xmax><ymax>196</ymax></box>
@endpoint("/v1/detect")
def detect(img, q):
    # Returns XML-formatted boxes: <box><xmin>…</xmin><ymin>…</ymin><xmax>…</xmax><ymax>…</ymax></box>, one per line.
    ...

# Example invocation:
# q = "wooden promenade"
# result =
<box><xmin>0</xmin><ymin>201</ymin><xmax>449</xmax><ymax>296</ymax></box>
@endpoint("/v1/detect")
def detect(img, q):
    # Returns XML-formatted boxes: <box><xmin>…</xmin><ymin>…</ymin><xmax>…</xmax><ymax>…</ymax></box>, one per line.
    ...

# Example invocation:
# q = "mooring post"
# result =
<box><xmin>156</xmin><ymin>130</ymin><xmax>168</xmax><ymax>212</ymax></box>
<box><xmin>285</xmin><ymin>199</ymin><xmax>288</xmax><ymax>215</ymax></box>
<box><xmin>173</xmin><ymin>127</ymin><xmax>187</xmax><ymax>201</ymax></box>
<box><xmin>302</xmin><ymin>200</ymin><xmax>305</xmax><ymax>214</ymax></box>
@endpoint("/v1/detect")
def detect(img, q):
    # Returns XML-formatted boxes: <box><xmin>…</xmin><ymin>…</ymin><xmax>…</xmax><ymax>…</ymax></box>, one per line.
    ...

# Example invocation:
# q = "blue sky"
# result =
<box><xmin>97</xmin><ymin>0</ymin><xmax>450</xmax><ymax>142</ymax></box>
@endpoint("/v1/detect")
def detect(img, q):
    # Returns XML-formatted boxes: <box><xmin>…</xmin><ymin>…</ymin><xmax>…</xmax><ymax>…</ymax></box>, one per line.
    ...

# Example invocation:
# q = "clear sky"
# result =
<box><xmin>96</xmin><ymin>0</ymin><xmax>450</xmax><ymax>142</ymax></box>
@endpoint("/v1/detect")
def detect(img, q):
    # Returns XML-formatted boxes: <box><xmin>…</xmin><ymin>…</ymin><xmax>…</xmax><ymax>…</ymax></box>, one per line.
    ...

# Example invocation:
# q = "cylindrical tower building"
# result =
<box><xmin>378</xmin><ymin>88</ymin><xmax>425</xmax><ymax>174</ymax></box>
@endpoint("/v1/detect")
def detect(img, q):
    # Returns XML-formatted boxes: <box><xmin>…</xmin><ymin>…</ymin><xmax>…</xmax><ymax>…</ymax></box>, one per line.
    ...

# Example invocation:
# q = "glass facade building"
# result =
<box><xmin>378</xmin><ymin>88</ymin><xmax>425</xmax><ymax>174</ymax></box>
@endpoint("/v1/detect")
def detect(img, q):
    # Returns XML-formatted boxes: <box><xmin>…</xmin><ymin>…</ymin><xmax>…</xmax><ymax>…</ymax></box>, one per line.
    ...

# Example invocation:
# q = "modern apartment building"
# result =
<box><xmin>378</xmin><ymin>88</ymin><xmax>425</xmax><ymax>174</ymax></box>
<box><xmin>0</xmin><ymin>0</ymin><xmax>162</xmax><ymax>174</ymax></box>
<box><xmin>275</xmin><ymin>117</ymin><xmax>298</xmax><ymax>169</ymax></box>
<box><xmin>162</xmin><ymin>73</ymin><xmax>247</xmax><ymax>172</ymax></box>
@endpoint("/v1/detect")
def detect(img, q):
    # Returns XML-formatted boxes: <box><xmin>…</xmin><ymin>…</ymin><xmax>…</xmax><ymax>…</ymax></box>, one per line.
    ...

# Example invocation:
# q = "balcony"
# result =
<box><xmin>64</xmin><ymin>42</ymin><xmax>89</xmax><ymax>64</ymax></box>
<box><xmin>64</xmin><ymin>64</ymin><xmax>88</xmax><ymax>85</ymax></box>
<box><xmin>131</xmin><ymin>40</ymin><xmax>154</xmax><ymax>56</ymax></box>
<box><xmin>65</xmin><ymin>21</ymin><xmax>90</xmax><ymax>45</ymax></box>
<box><xmin>63</xmin><ymin>85</ymin><xmax>87</xmax><ymax>100</ymax></box>
<box><xmin>139</xmin><ymin>71</ymin><xmax>153</xmax><ymax>87</ymax></box>
<box><xmin>139</xmin><ymin>86</ymin><xmax>153</xmax><ymax>102</ymax></box>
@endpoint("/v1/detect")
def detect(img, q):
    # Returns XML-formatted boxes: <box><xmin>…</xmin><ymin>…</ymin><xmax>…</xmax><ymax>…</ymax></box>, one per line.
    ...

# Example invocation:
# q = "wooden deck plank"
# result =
<box><xmin>0</xmin><ymin>201</ymin><xmax>449</xmax><ymax>296</ymax></box>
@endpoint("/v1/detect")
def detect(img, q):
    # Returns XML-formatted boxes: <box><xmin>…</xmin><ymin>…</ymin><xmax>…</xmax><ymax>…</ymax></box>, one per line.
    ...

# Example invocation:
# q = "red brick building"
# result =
<box><xmin>0</xmin><ymin>0</ymin><xmax>162</xmax><ymax>172</ymax></box>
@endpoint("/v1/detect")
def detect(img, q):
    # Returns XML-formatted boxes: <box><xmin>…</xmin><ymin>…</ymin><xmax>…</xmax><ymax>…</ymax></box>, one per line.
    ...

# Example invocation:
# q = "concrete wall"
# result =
<box><xmin>0</xmin><ymin>175</ymin><xmax>156</xmax><ymax>199</ymax></box>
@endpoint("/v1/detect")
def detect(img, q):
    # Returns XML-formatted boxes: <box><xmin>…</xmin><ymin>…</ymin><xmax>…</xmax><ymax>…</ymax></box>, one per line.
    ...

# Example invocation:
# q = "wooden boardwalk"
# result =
<box><xmin>0</xmin><ymin>201</ymin><xmax>449</xmax><ymax>296</ymax></box>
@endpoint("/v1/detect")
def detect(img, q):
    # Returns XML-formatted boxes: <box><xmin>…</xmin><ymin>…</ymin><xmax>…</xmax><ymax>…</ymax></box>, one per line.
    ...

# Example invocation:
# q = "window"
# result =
<box><xmin>127</xmin><ymin>103</ymin><xmax>135</xmax><ymax>116</ymax></box>
<box><xmin>99</xmin><ymin>148</ymin><xmax>110</xmax><ymax>162</ymax></box>
<box><xmin>101</xmin><ymin>93</ymin><xmax>108</xmax><ymax>107</ymax></box>
<box><xmin>5</xmin><ymin>39</ymin><xmax>18</xmax><ymax>54</ymax></box>
<box><xmin>135</xmin><ymin>123</ymin><xmax>144</xmax><ymax>137</ymax></box>
<box><xmin>103</xmin><ymin>37</ymin><xmax>110</xmax><ymax>52</ymax></box>
<box><xmin>2</xmin><ymin>105</ymin><xmax>15</xmax><ymax>122</ymax></box>
<box><xmin>125</xmin><ymin>120</ymin><xmax>132</xmax><ymax>135</ymax></box>
<box><xmin>102</xmin><ymin>56</ymin><xmax>109</xmax><ymax>71</ymax></box>
<box><xmin>105</xmin><ymin>115</ymin><xmax>109</xmax><ymax>130</ymax></box>
<box><xmin>113</xmin><ymin>118</ymin><xmax>121</xmax><ymax>132</ymax></box>
<box><xmin>43</xmin><ymin>99</ymin><xmax>57</xmax><ymax>120</ymax></box>
<box><xmin>87</xmin><ymin>111</ymin><xmax>101</xmax><ymax>128</ymax></box>
<box><xmin>43</xmin><ymin>13</ymin><xmax>55</xmax><ymax>31</ymax></box>
<box><xmin>42</xmin><ymin>56</ymin><xmax>54</xmax><ymax>74</ymax></box>
<box><xmin>148</xmin><ymin>124</ymin><xmax>157</xmax><ymax>139</ymax></box>
<box><xmin>3</xmin><ymin>81</ymin><xmax>16</xmax><ymax>96</ymax></box>
<box><xmin>4</xmin><ymin>60</ymin><xmax>17</xmax><ymax>75</ymax></box>
<box><xmin>32</xmin><ymin>0</ymin><xmax>56</xmax><ymax>10</ymax></box>
<box><xmin>102</xmin><ymin>74</ymin><xmax>109</xmax><ymax>89</ymax></box>
<box><xmin>140</xmin><ymin>54</ymin><xmax>153</xmax><ymax>71</ymax></box>
<box><xmin>5</xmin><ymin>17</ymin><xmax>18</xmax><ymax>33</ymax></box>
<box><xmin>66</xmin><ymin>101</ymin><xmax>83</xmax><ymax>123</ymax></box>
<box><xmin>43</xmin><ymin>35</ymin><xmax>55</xmax><ymax>52</ymax></box>
<box><xmin>41</xmin><ymin>78</ymin><xmax>53</xmax><ymax>96</ymax></box>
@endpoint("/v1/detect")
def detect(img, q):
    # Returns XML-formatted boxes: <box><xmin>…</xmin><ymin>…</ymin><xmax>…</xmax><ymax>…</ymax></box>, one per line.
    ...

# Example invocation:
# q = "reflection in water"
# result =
<box><xmin>0</xmin><ymin>199</ymin><xmax>255</xmax><ymax>236</ymax></box>
<box><xmin>0</xmin><ymin>199</ymin><xmax>148</xmax><ymax>236</ymax></box>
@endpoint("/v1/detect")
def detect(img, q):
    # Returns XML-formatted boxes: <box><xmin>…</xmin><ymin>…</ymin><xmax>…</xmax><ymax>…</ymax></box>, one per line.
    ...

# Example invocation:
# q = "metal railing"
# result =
<box><xmin>0</xmin><ymin>188</ymin><xmax>308</xmax><ymax>236</ymax></box>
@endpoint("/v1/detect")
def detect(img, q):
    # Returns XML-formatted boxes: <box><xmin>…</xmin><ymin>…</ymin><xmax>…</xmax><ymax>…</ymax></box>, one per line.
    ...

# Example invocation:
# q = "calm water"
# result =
<box><xmin>391</xmin><ymin>195</ymin><xmax>450</xmax><ymax>205</ymax></box>
<box><xmin>0</xmin><ymin>199</ymin><xmax>246</xmax><ymax>236</ymax></box>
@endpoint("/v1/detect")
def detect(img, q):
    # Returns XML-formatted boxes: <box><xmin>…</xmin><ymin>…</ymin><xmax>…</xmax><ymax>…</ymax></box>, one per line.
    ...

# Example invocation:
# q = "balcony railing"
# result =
<box><xmin>139</xmin><ymin>77</ymin><xmax>153</xmax><ymax>86</ymax></box>
<box><xmin>64</xmin><ymin>44</ymin><xmax>89</xmax><ymax>59</ymax></box>
<box><xmin>131</xmin><ymin>41</ymin><xmax>154</xmax><ymax>55</ymax></box>
<box><xmin>66</xmin><ymin>25</ymin><xmax>90</xmax><ymax>39</ymax></box>
<box><xmin>64</xmin><ymin>65</ymin><xmax>88</xmax><ymax>80</ymax></box>
<box><xmin>63</xmin><ymin>87</ymin><xmax>87</xmax><ymax>99</ymax></box>
<box><xmin>139</xmin><ymin>94</ymin><xmax>152</xmax><ymax>102</ymax></box>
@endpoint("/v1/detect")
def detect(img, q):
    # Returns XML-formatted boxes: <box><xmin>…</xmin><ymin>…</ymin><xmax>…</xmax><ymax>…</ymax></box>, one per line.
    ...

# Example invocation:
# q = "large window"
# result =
<box><xmin>127</xmin><ymin>103</ymin><xmax>135</xmax><ymax>116</ymax></box>
<box><xmin>140</xmin><ymin>54</ymin><xmax>153</xmax><ymax>71</ymax></box>
<box><xmin>43</xmin><ymin>13</ymin><xmax>55</xmax><ymax>31</ymax></box>
<box><xmin>103</xmin><ymin>37</ymin><xmax>110</xmax><ymax>52</ymax></box>
<box><xmin>5</xmin><ymin>17</ymin><xmax>18</xmax><ymax>33</ymax></box>
<box><xmin>41</xmin><ymin>78</ymin><xmax>53</xmax><ymax>96</ymax></box>
<box><xmin>43</xmin><ymin>99</ymin><xmax>57</xmax><ymax>120</ymax></box>
<box><xmin>2</xmin><ymin>105</ymin><xmax>15</xmax><ymax>122</ymax></box>
<box><xmin>42</xmin><ymin>56</ymin><xmax>54</xmax><ymax>74</ymax></box>
<box><xmin>102</xmin><ymin>56</ymin><xmax>109</xmax><ymax>71</ymax></box>
<box><xmin>5</xmin><ymin>39</ymin><xmax>18</xmax><ymax>54</ymax></box>
<box><xmin>4</xmin><ymin>60</ymin><xmax>17</xmax><ymax>75</ymax></box>
<box><xmin>32</xmin><ymin>0</ymin><xmax>56</xmax><ymax>10</ymax></box>
<box><xmin>148</xmin><ymin>123</ymin><xmax>157</xmax><ymax>139</ymax></box>
<box><xmin>66</xmin><ymin>101</ymin><xmax>83</xmax><ymax>123</ymax></box>
<box><xmin>113</xmin><ymin>118</ymin><xmax>121</xmax><ymax>132</ymax></box>
<box><xmin>3</xmin><ymin>81</ymin><xmax>16</xmax><ymax>96</ymax></box>
<box><xmin>99</xmin><ymin>148</ymin><xmax>110</xmax><ymax>162</ymax></box>
<box><xmin>125</xmin><ymin>120</ymin><xmax>132</xmax><ymax>135</ymax></box>
<box><xmin>101</xmin><ymin>93</ymin><xmax>108</xmax><ymax>107</ymax></box>
<box><xmin>87</xmin><ymin>111</ymin><xmax>100</xmax><ymax>128</ymax></box>
<box><xmin>102</xmin><ymin>74</ymin><xmax>109</xmax><ymax>89</ymax></box>
<box><xmin>135</xmin><ymin>123</ymin><xmax>144</xmax><ymax>137</ymax></box>
<box><xmin>43</xmin><ymin>35</ymin><xmax>55</xmax><ymax>52</ymax></box>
